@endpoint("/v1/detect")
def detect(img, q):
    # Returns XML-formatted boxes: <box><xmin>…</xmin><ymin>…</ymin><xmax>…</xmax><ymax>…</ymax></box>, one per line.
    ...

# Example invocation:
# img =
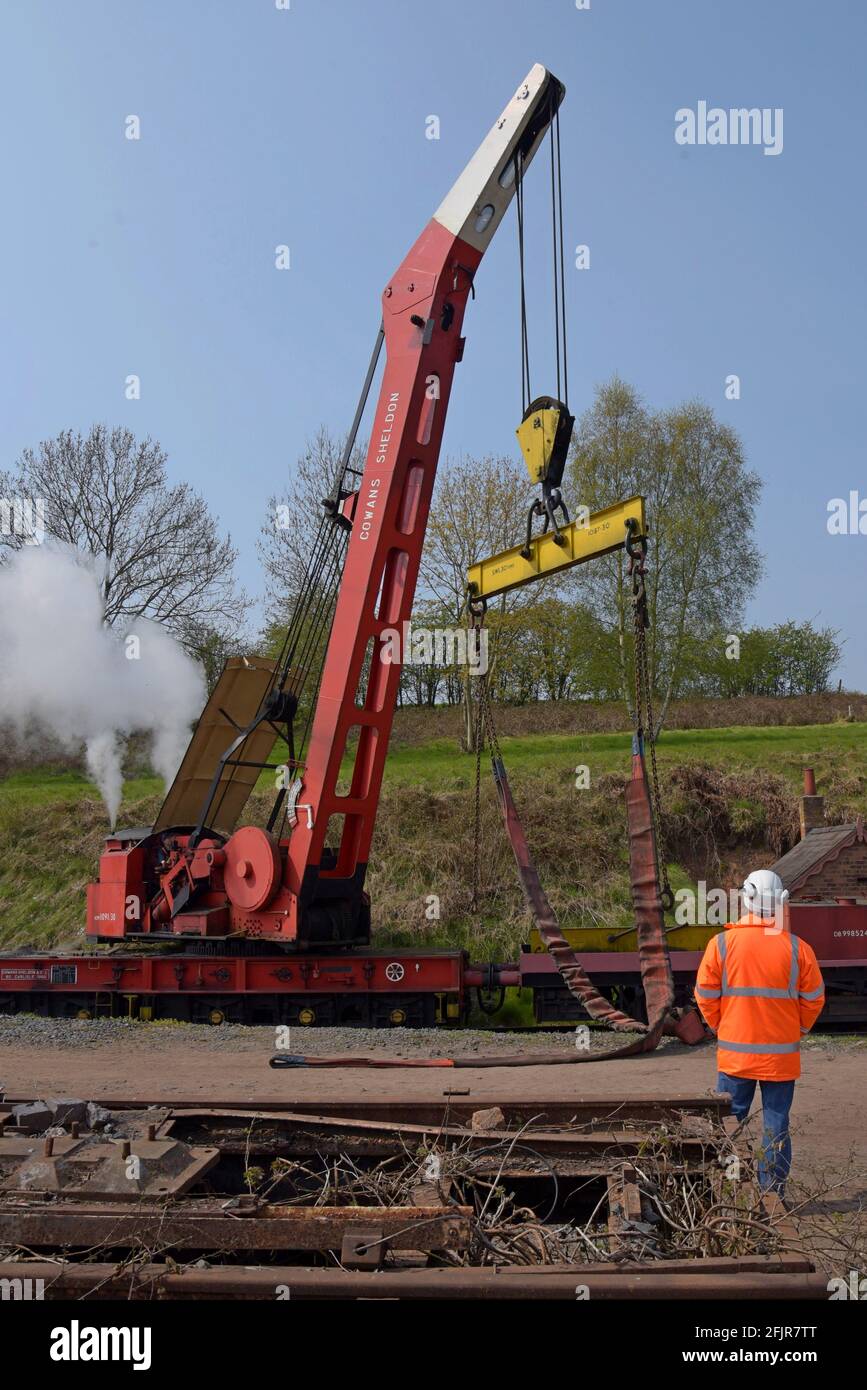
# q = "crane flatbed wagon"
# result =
<box><xmin>1</xmin><ymin>899</ymin><xmax>864</xmax><ymax>1026</ymax></box>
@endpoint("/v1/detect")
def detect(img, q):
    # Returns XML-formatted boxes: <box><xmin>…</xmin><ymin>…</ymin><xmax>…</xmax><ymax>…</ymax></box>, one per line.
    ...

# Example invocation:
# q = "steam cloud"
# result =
<box><xmin>0</xmin><ymin>544</ymin><xmax>206</xmax><ymax>827</ymax></box>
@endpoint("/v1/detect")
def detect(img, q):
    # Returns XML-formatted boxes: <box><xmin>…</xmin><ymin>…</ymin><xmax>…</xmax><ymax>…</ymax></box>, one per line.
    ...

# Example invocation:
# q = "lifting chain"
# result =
<box><xmin>469</xmin><ymin>598</ymin><xmax>497</xmax><ymax>911</ymax></box>
<box><xmin>626</xmin><ymin>525</ymin><xmax>673</xmax><ymax>912</ymax></box>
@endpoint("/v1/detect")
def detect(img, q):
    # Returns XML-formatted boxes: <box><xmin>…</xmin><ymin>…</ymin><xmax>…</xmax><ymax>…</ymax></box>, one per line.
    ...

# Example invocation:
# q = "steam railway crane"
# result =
<box><xmin>88</xmin><ymin>63</ymin><xmax>577</xmax><ymax>951</ymax></box>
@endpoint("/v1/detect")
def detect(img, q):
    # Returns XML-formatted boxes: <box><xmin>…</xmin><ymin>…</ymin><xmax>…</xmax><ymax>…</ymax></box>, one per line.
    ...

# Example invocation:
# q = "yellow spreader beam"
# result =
<box><xmin>467</xmin><ymin>495</ymin><xmax>646</xmax><ymax>604</ymax></box>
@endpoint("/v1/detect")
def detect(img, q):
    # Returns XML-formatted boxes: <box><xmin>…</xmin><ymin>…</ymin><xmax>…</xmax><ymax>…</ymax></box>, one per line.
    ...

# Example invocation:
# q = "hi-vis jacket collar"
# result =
<box><xmin>730</xmin><ymin>912</ymin><xmax>787</xmax><ymax>929</ymax></box>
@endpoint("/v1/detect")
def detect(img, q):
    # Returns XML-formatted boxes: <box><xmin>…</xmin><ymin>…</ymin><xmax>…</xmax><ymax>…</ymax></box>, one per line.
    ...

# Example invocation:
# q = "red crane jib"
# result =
<box><xmin>283</xmin><ymin>222</ymin><xmax>484</xmax><ymax>937</ymax></box>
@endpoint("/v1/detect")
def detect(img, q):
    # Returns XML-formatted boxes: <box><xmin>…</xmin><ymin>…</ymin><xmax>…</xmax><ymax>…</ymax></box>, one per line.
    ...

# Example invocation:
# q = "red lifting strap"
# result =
<box><xmin>473</xmin><ymin>745</ymin><xmax>676</xmax><ymax>1065</ymax></box>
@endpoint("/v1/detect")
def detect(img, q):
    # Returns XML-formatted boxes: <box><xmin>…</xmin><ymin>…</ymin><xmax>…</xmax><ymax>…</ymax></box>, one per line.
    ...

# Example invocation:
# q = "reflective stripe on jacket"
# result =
<box><xmin>694</xmin><ymin>913</ymin><xmax>825</xmax><ymax>1080</ymax></box>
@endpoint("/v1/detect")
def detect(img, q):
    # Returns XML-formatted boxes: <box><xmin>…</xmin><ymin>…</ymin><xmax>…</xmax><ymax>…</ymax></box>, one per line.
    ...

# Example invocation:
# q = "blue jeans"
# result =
<box><xmin>717</xmin><ymin>1072</ymin><xmax>795</xmax><ymax>1195</ymax></box>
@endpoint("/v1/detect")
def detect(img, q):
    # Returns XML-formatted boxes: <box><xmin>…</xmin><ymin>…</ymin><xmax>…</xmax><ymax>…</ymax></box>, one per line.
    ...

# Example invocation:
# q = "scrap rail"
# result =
<box><xmin>0</xmin><ymin>1093</ymin><xmax>828</xmax><ymax>1300</ymax></box>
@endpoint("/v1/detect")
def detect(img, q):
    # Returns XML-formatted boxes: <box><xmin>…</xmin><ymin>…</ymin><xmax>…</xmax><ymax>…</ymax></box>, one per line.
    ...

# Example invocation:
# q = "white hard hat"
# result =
<box><xmin>742</xmin><ymin>869</ymin><xmax>789</xmax><ymax>918</ymax></box>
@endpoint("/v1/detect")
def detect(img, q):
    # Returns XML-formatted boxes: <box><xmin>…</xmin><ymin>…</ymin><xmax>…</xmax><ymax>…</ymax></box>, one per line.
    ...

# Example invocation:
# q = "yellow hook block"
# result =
<box><xmin>516</xmin><ymin>396</ymin><xmax>574</xmax><ymax>486</ymax></box>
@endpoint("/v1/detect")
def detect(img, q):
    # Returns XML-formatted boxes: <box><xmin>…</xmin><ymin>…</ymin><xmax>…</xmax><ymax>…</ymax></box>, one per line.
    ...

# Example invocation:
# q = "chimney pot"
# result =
<box><xmin>799</xmin><ymin>769</ymin><xmax>825</xmax><ymax>839</ymax></box>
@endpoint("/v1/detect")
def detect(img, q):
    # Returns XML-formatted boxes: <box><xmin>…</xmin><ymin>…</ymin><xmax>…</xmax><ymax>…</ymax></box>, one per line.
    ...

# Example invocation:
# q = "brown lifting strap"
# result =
<box><xmin>479</xmin><ymin>739</ymin><xmax>675</xmax><ymax>1065</ymax></box>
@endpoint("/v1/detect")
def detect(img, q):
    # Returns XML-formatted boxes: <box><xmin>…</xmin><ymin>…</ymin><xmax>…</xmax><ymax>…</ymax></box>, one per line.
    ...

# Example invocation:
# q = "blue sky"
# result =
<box><xmin>1</xmin><ymin>0</ymin><xmax>865</xmax><ymax>685</ymax></box>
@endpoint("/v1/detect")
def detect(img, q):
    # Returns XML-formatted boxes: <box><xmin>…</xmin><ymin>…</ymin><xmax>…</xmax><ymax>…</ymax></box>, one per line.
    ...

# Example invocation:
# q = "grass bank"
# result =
<box><xmin>1</xmin><ymin>720</ymin><xmax>865</xmax><ymax>955</ymax></box>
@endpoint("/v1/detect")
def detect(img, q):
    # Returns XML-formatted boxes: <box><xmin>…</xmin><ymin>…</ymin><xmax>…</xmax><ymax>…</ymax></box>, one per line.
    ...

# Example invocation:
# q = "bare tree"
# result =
<box><xmin>420</xmin><ymin>453</ymin><xmax>550</xmax><ymax>745</ymax></box>
<box><xmin>0</xmin><ymin>425</ymin><xmax>248</xmax><ymax>649</ymax></box>
<box><xmin>258</xmin><ymin>442</ymin><xmax>549</xmax><ymax>738</ymax></box>
<box><xmin>257</xmin><ymin>426</ymin><xmax>366</xmax><ymax>622</ymax></box>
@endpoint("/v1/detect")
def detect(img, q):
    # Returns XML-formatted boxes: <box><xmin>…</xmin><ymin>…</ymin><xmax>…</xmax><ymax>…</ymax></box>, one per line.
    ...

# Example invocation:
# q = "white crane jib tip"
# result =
<box><xmin>433</xmin><ymin>63</ymin><xmax>566</xmax><ymax>253</ymax></box>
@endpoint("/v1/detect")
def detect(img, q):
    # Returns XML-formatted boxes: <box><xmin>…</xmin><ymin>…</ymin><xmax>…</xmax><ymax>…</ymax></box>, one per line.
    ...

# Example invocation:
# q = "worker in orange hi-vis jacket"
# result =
<box><xmin>694</xmin><ymin>869</ymin><xmax>825</xmax><ymax>1196</ymax></box>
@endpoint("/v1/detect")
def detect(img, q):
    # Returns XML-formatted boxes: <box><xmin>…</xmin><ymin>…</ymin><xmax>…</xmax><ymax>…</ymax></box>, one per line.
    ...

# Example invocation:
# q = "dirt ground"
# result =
<box><xmin>2</xmin><ymin>1025</ymin><xmax>865</xmax><ymax>1202</ymax></box>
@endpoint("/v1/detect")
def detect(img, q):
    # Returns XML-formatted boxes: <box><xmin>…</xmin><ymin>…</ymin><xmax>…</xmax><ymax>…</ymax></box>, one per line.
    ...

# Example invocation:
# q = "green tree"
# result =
<box><xmin>675</xmin><ymin>621</ymin><xmax>842</xmax><ymax>698</ymax></box>
<box><xmin>569</xmin><ymin>378</ymin><xmax>763</xmax><ymax>731</ymax></box>
<box><xmin>770</xmin><ymin>620</ymin><xmax>842</xmax><ymax>695</ymax></box>
<box><xmin>517</xmin><ymin>598</ymin><xmax>620</xmax><ymax>703</ymax></box>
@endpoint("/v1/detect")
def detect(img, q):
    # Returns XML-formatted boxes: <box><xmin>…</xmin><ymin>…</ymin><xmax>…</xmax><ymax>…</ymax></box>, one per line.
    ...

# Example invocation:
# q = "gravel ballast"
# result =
<box><xmin>0</xmin><ymin>1011</ymin><xmax>654</xmax><ymax>1059</ymax></box>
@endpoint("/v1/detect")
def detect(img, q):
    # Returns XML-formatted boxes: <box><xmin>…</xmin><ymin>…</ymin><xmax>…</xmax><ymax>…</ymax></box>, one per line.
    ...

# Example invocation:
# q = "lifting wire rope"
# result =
<box><xmin>515</xmin><ymin>92</ymin><xmax>569</xmax><ymax>416</ymax></box>
<box><xmin>199</xmin><ymin>327</ymin><xmax>385</xmax><ymax>840</ymax></box>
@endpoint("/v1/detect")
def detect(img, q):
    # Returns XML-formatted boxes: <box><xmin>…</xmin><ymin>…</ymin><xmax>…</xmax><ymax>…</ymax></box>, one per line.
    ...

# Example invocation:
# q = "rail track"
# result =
<box><xmin>0</xmin><ymin>1092</ymin><xmax>830</xmax><ymax>1300</ymax></box>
